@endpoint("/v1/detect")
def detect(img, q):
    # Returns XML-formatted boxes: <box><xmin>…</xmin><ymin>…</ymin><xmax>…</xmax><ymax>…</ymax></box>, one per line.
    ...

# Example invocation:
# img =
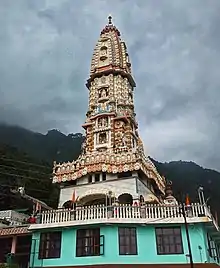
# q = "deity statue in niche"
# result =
<box><xmin>99</xmin><ymin>88</ymin><xmax>108</xmax><ymax>99</ymax></box>
<box><xmin>101</xmin><ymin>88</ymin><xmax>107</xmax><ymax>98</ymax></box>
<box><xmin>98</xmin><ymin>118</ymin><xmax>102</xmax><ymax>128</ymax></box>
<box><xmin>100</xmin><ymin>45</ymin><xmax>108</xmax><ymax>61</ymax></box>
<box><xmin>100</xmin><ymin>45</ymin><xmax>107</xmax><ymax>56</ymax></box>
<box><xmin>122</xmin><ymin>134</ymin><xmax>127</xmax><ymax>147</ymax></box>
<box><xmin>101</xmin><ymin>76</ymin><xmax>106</xmax><ymax>84</ymax></box>
<box><xmin>98</xmin><ymin>117</ymin><xmax>107</xmax><ymax>128</ymax></box>
<box><xmin>99</xmin><ymin>132</ymin><xmax>107</xmax><ymax>144</ymax></box>
<box><xmin>97</xmin><ymin>102</ymin><xmax>110</xmax><ymax>113</ymax></box>
<box><xmin>101</xmin><ymin>102</ymin><xmax>107</xmax><ymax>111</ymax></box>
<box><xmin>102</xmin><ymin>117</ymin><xmax>108</xmax><ymax>127</ymax></box>
<box><xmin>101</xmin><ymin>48</ymin><xmax>107</xmax><ymax>56</ymax></box>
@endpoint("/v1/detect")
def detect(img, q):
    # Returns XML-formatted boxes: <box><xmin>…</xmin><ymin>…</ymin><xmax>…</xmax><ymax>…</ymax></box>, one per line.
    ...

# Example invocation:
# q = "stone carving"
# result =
<box><xmin>81</xmin><ymin>140</ymin><xmax>86</xmax><ymax>153</ymax></box>
<box><xmin>122</xmin><ymin>134</ymin><xmax>127</xmax><ymax>147</ymax></box>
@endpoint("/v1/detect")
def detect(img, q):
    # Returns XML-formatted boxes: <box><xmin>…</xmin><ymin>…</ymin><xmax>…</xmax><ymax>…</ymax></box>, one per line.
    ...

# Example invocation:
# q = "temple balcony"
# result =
<box><xmin>29</xmin><ymin>203</ymin><xmax>219</xmax><ymax>231</ymax></box>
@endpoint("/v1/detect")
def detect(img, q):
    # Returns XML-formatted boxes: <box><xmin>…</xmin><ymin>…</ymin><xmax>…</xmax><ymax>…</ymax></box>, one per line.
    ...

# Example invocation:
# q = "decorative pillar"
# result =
<box><xmin>92</xmin><ymin>174</ymin><xmax>95</xmax><ymax>183</ymax></box>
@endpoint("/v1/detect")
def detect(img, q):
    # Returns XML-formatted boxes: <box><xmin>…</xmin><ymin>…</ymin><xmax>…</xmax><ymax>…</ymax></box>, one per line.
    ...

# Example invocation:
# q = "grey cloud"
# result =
<box><xmin>0</xmin><ymin>0</ymin><xmax>220</xmax><ymax>171</ymax></box>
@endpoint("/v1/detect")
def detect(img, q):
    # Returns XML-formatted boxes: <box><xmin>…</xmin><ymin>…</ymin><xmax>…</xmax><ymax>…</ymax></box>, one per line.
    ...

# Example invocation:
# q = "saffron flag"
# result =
<box><xmin>35</xmin><ymin>202</ymin><xmax>41</xmax><ymax>212</ymax></box>
<box><xmin>72</xmin><ymin>190</ymin><xmax>76</xmax><ymax>203</ymax></box>
<box><xmin>185</xmin><ymin>194</ymin><xmax>190</xmax><ymax>206</ymax></box>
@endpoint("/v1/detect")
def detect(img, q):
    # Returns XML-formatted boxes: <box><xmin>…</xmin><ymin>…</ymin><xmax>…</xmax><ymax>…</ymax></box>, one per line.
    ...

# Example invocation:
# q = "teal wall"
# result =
<box><xmin>30</xmin><ymin>223</ymin><xmax>217</xmax><ymax>267</ymax></box>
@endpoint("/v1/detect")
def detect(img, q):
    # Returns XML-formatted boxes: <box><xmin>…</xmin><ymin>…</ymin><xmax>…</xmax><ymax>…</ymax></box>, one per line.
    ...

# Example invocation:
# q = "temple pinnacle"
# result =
<box><xmin>108</xmin><ymin>15</ymin><xmax>112</xmax><ymax>25</ymax></box>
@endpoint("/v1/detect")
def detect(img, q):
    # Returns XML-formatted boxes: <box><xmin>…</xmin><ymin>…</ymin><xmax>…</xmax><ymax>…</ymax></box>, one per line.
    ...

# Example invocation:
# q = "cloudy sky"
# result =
<box><xmin>0</xmin><ymin>0</ymin><xmax>220</xmax><ymax>171</ymax></box>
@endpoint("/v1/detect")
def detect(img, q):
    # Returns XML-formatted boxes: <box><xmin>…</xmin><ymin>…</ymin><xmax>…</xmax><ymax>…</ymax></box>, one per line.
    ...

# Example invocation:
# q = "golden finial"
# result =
<box><xmin>108</xmin><ymin>15</ymin><xmax>112</xmax><ymax>25</ymax></box>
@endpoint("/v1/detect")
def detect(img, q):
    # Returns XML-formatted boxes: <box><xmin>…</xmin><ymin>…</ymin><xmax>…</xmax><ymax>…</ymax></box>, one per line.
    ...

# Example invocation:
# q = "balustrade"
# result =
<box><xmin>36</xmin><ymin>203</ymin><xmax>209</xmax><ymax>225</ymax></box>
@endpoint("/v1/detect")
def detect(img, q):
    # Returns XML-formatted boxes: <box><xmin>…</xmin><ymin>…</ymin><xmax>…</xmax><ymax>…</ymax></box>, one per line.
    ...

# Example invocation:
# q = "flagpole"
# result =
<box><xmin>180</xmin><ymin>194</ymin><xmax>193</xmax><ymax>268</ymax></box>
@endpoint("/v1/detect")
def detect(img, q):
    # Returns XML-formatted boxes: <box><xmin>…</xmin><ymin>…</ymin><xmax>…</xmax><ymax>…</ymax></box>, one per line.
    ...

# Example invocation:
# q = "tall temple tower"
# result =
<box><xmin>53</xmin><ymin>16</ymin><xmax>166</xmax><ymax>207</ymax></box>
<box><xmin>29</xmin><ymin>18</ymin><xmax>220</xmax><ymax>268</ymax></box>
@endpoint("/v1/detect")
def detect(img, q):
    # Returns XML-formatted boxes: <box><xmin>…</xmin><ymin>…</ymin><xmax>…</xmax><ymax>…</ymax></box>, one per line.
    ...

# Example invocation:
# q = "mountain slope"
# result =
<box><xmin>151</xmin><ymin>159</ymin><xmax>220</xmax><ymax>218</ymax></box>
<box><xmin>0</xmin><ymin>123</ymin><xmax>84</xmax><ymax>163</ymax></box>
<box><xmin>0</xmin><ymin>123</ymin><xmax>219</xmax><ymax>219</ymax></box>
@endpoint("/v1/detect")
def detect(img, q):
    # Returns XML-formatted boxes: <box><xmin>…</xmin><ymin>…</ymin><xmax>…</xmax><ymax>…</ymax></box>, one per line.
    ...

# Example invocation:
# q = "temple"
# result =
<box><xmin>0</xmin><ymin>17</ymin><xmax>219</xmax><ymax>268</ymax></box>
<box><xmin>52</xmin><ymin>16</ymin><xmax>169</xmax><ymax>208</ymax></box>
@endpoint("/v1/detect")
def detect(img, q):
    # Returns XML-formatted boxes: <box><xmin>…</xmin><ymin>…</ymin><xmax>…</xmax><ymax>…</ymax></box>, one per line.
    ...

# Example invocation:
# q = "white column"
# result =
<box><xmin>11</xmin><ymin>236</ymin><xmax>17</xmax><ymax>254</ymax></box>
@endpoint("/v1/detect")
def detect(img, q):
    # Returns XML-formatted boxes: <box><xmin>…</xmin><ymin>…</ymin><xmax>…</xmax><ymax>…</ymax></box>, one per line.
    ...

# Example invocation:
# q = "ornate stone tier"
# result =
<box><xmin>52</xmin><ymin>152</ymin><xmax>165</xmax><ymax>194</ymax></box>
<box><xmin>86</xmin><ymin>66</ymin><xmax>136</xmax><ymax>88</ymax></box>
<box><xmin>83</xmin><ymin>113</ymin><xmax>138</xmax><ymax>131</ymax></box>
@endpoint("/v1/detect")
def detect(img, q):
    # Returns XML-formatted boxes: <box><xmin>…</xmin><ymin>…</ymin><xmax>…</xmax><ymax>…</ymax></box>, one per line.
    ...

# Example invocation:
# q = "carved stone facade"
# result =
<box><xmin>53</xmin><ymin>17</ymin><xmax>167</xmax><ymax>206</ymax></box>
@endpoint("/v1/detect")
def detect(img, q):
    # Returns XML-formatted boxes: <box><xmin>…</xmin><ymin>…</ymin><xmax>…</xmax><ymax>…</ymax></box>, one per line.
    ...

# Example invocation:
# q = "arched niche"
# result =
<box><xmin>62</xmin><ymin>200</ymin><xmax>74</xmax><ymax>209</ymax></box>
<box><xmin>118</xmin><ymin>193</ymin><xmax>133</xmax><ymax>205</ymax></box>
<box><xmin>99</xmin><ymin>132</ymin><xmax>107</xmax><ymax>144</ymax></box>
<box><xmin>79</xmin><ymin>193</ymin><xmax>107</xmax><ymax>206</ymax></box>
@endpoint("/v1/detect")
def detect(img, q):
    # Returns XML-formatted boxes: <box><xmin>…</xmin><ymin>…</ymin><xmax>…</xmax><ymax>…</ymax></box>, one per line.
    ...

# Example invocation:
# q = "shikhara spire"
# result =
<box><xmin>53</xmin><ymin>17</ymin><xmax>166</xmax><ymax>197</ymax></box>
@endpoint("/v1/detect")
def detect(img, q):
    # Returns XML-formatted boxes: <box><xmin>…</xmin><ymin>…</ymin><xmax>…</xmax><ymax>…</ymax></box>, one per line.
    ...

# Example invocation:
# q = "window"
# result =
<box><xmin>63</xmin><ymin>180</ymin><xmax>76</xmax><ymax>187</ymax></box>
<box><xmin>207</xmin><ymin>234</ymin><xmax>219</xmax><ymax>262</ymax></box>
<box><xmin>155</xmin><ymin>227</ymin><xmax>183</xmax><ymax>255</ymax></box>
<box><xmin>118</xmin><ymin>171</ymin><xmax>132</xmax><ymax>179</ymax></box>
<box><xmin>16</xmin><ymin>235</ymin><xmax>32</xmax><ymax>254</ymax></box>
<box><xmin>118</xmin><ymin>227</ymin><xmax>137</xmax><ymax>255</ymax></box>
<box><xmin>76</xmin><ymin>228</ymin><xmax>104</xmax><ymax>257</ymax></box>
<box><xmin>88</xmin><ymin>175</ymin><xmax>93</xmax><ymax>183</ymax></box>
<box><xmin>95</xmin><ymin>174</ymin><xmax>100</xmax><ymax>182</ymax></box>
<box><xmin>0</xmin><ymin>238</ymin><xmax>12</xmax><ymax>263</ymax></box>
<box><xmin>102</xmin><ymin>172</ymin><xmax>106</xmax><ymax>181</ymax></box>
<box><xmin>38</xmin><ymin>232</ymin><xmax>62</xmax><ymax>259</ymax></box>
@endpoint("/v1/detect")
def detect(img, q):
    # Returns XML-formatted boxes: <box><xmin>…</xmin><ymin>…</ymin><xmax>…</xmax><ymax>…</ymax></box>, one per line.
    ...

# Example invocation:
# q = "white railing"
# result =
<box><xmin>37</xmin><ymin>203</ymin><xmax>209</xmax><ymax>225</ymax></box>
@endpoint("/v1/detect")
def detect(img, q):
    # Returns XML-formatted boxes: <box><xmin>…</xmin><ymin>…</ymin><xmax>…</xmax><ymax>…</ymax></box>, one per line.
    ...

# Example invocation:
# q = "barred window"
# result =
<box><xmin>76</xmin><ymin>228</ymin><xmax>104</xmax><ymax>257</ymax></box>
<box><xmin>207</xmin><ymin>233</ymin><xmax>219</xmax><ymax>262</ymax></box>
<box><xmin>118</xmin><ymin>227</ymin><xmax>137</xmax><ymax>255</ymax></box>
<box><xmin>39</xmin><ymin>232</ymin><xmax>61</xmax><ymax>259</ymax></box>
<box><xmin>155</xmin><ymin>227</ymin><xmax>183</xmax><ymax>255</ymax></box>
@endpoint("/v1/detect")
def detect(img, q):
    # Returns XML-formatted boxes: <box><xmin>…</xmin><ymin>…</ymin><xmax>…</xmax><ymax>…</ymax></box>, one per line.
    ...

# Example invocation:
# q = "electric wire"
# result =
<box><xmin>0</xmin><ymin>157</ymin><xmax>52</xmax><ymax>170</ymax></box>
<box><xmin>0</xmin><ymin>171</ymin><xmax>52</xmax><ymax>181</ymax></box>
<box><xmin>0</xmin><ymin>164</ymin><xmax>52</xmax><ymax>176</ymax></box>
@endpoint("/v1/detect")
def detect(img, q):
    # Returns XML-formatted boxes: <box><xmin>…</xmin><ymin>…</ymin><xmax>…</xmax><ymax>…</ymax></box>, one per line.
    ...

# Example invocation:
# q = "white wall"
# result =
<box><xmin>59</xmin><ymin>174</ymin><xmax>156</xmax><ymax>208</ymax></box>
<box><xmin>59</xmin><ymin>176</ymin><xmax>138</xmax><ymax>208</ymax></box>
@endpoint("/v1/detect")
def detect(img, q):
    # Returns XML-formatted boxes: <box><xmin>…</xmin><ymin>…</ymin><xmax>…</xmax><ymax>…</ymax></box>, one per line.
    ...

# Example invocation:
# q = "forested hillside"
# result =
<box><xmin>0</xmin><ymin>123</ymin><xmax>219</xmax><ymax>220</ymax></box>
<box><xmin>0</xmin><ymin>123</ymin><xmax>84</xmax><ymax>163</ymax></box>
<box><xmin>0</xmin><ymin>145</ymin><xmax>59</xmax><ymax>211</ymax></box>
